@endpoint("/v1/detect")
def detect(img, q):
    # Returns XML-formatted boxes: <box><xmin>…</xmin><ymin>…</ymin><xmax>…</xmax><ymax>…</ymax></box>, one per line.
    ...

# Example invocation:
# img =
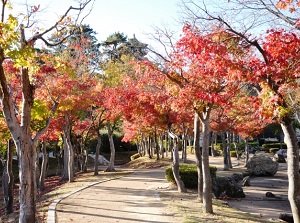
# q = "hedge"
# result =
<box><xmin>130</xmin><ymin>153</ymin><xmax>141</xmax><ymax>161</ymax></box>
<box><xmin>262</xmin><ymin>143</ymin><xmax>287</xmax><ymax>152</ymax></box>
<box><xmin>165</xmin><ymin>164</ymin><xmax>217</xmax><ymax>189</ymax></box>
<box><xmin>186</xmin><ymin>146</ymin><xmax>194</xmax><ymax>154</ymax></box>
<box><xmin>269</xmin><ymin>148</ymin><xmax>280</xmax><ymax>154</ymax></box>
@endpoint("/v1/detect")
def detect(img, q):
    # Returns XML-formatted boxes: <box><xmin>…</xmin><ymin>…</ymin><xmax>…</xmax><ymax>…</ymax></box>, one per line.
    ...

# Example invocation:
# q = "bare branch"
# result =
<box><xmin>147</xmin><ymin>47</ymin><xmax>170</xmax><ymax>63</ymax></box>
<box><xmin>258</xmin><ymin>0</ymin><xmax>298</xmax><ymax>28</ymax></box>
<box><xmin>27</xmin><ymin>0</ymin><xmax>94</xmax><ymax>46</ymax></box>
<box><xmin>1</xmin><ymin>0</ymin><xmax>7</xmax><ymax>22</ymax></box>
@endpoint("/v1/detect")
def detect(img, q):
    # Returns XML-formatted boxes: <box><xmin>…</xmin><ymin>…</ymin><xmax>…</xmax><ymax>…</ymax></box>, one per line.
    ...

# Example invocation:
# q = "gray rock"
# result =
<box><xmin>273</xmin><ymin>154</ymin><xmax>286</xmax><ymax>163</ymax></box>
<box><xmin>265</xmin><ymin>191</ymin><xmax>276</xmax><ymax>198</ymax></box>
<box><xmin>88</xmin><ymin>154</ymin><xmax>110</xmax><ymax>165</ymax></box>
<box><xmin>212</xmin><ymin>176</ymin><xmax>245</xmax><ymax>198</ymax></box>
<box><xmin>242</xmin><ymin>176</ymin><xmax>250</xmax><ymax>186</ymax></box>
<box><xmin>246</xmin><ymin>155</ymin><xmax>278</xmax><ymax>176</ymax></box>
<box><xmin>279</xmin><ymin>213</ymin><xmax>293</xmax><ymax>223</ymax></box>
<box><xmin>231</xmin><ymin>173</ymin><xmax>243</xmax><ymax>182</ymax></box>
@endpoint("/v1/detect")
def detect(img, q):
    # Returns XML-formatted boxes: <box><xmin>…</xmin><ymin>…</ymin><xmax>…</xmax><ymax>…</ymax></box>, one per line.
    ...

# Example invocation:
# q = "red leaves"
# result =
<box><xmin>31</xmin><ymin>4</ymin><xmax>40</xmax><ymax>13</ymax></box>
<box><xmin>39</xmin><ymin>65</ymin><xmax>56</xmax><ymax>74</ymax></box>
<box><xmin>295</xmin><ymin>19</ymin><xmax>300</xmax><ymax>28</ymax></box>
<box><xmin>3</xmin><ymin>60</ymin><xmax>19</xmax><ymax>74</ymax></box>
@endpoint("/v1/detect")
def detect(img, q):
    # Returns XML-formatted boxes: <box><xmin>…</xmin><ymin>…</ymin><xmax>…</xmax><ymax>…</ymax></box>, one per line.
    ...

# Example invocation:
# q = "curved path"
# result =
<box><xmin>54</xmin><ymin>168</ymin><xmax>180</xmax><ymax>223</ymax></box>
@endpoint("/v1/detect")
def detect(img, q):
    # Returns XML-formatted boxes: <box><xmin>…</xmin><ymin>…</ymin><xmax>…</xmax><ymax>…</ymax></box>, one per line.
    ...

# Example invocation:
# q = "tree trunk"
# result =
<box><xmin>168</xmin><ymin>124</ymin><xmax>186</xmax><ymax>193</ymax></box>
<box><xmin>199</xmin><ymin>113</ymin><xmax>213</xmax><ymax>214</ymax></box>
<box><xmin>166</xmin><ymin>132</ymin><xmax>169</xmax><ymax>158</ymax></box>
<box><xmin>168</xmin><ymin>134</ymin><xmax>173</xmax><ymax>160</ymax></box>
<box><xmin>182</xmin><ymin>124</ymin><xmax>187</xmax><ymax>163</ymax></box>
<box><xmin>232</xmin><ymin>133</ymin><xmax>240</xmax><ymax>160</ymax></box>
<box><xmin>67</xmin><ymin>138</ymin><xmax>74</xmax><ymax>182</ymax></box>
<box><xmin>142</xmin><ymin>136</ymin><xmax>146</xmax><ymax>156</ymax></box>
<box><xmin>227</xmin><ymin>132</ymin><xmax>232</xmax><ymax>169</ymax></box>
<box><xmin>62</xmin><ymin>119</ymin><xmax>74</xmax><ymax>182</ymax></box>
<box><xmin>160</xmin><ymin>135</ymin><xmax>164</xmax><ymax>159</ymax></box>
<box><xmin>154</xmin><ymin>127</ymin><xmax>160</xmax><ymax>160</ymax></box>
<box><xmin>106</xmin><ymin>122</ymin><xmax>116</xmax><ymax>172</ymax></box>
<box><xmin>94</xmin><ymin>130</ymin><xmax>101</xmax><ymax>175</ymax></box>
<box><xmin>171</xmin><ymin>136</ymin><xmax>187</xmax><ymax>192</ymax></box>
<box><xmin>210</xmin><ymin>132</ymin><xmax>216</xmax><ymax>157</ymax></box>
<box><xmin>281</xmin><ymin>117</ymin><xmax>300</xmax><ymax>222</ymax></box>
<box><xmin>79</xmin><ymin>140</ymin><xmax>87</xmax><ymax>172</ymax></box>
<box><xmin>2</xmin><ymin>139</ymin><xmax>14</xmax><ymax>215</ymax></box>
<box><xmin>38</xmin><ymin>142</ymin><xmax>48</xmax><ymax>191</ymax></box>
<box><xmin>62</xmin><ymin>140</ymin><xmax>69</xmax><ymax>181</ymax></box>
<box><xmin>244</xmin><ymin>138</ymin><xmax>249</xmax><ymax>167</ymax></box>
<box><xmin>17</xmin><ymin>137</ymin><xmax>37</xmax><ymax>223</ymax></box>
<box><xmin>83</xmin><ymin>149</ymin><xmax>88</xmax><ymax>172</ymax></box>
<box><xmin>150</xmin><ymin>136</ymin><xmax>154</xmax><ymax>158</ymax></box>
<box><xmin>193</xmin><ymin>113</ymin><xmax>203</xmax><ymax>202</ymax></box>
<box><xmin>222</xmin><ymin>132</ymin><xmax>230</xmax><ymax>170</ymax></box>
<box><xmin>35</xmin><ymin>145</ymin><xmax>41</xmax><ymax>191</ymax></box>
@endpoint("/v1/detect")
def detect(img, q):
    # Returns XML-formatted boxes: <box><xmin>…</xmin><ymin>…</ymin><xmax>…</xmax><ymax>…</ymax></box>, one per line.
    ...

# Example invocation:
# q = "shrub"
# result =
<box><xmin>130</xmin><ymin>153</ymin><xmax>141</xmax><ymax>161</ymax></box>
<box><xmin>214</xmin><ymin>143</ymin><xmax>222</xmax><ymax>150</ymax></box>
<box><xmin>230</xmin><ymin>151</ymin><xmax>237</xmax><ymax>157</ymax></box>
<box><xmin>165</xmin><ymin>164</ymin><xmax>217</xmax><ymax>189</ymax></box>
<box><xmin>269</xmin><ymin>148</ymin><xmax>279</xmax><ymax>154</ymax></box>
<box><xmin>230</xmin><ymin>150</ymin><xmax>243</xmax><ymax>157</ymax></box>
<box><xmin>262</xmin><ymin>143</ymin><xmax>287</xmax><ymax>150</ymax></box>
<box><xmin>186</xmin><ymin>146</ymin><xmax>194</xmax><ymax>154</ymax></box>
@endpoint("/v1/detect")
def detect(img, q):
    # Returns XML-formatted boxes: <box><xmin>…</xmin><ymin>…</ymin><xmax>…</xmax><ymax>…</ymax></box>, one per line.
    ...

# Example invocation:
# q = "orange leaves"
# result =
<box><xmin>276</xmin><ymin>0</ymin><xmax>299</xmax><ymax>12</ymax></box>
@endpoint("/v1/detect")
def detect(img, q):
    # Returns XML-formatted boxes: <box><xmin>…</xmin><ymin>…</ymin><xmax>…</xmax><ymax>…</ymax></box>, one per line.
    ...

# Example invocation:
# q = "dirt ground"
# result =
<box><xmin>216</xmin><ymin>159</ymin><xmax>291</xmax><ymax>221</ymax></box>
<box><xmin>187</xmin><ymin>154</ymin><xmax>291</xmax><ymax>222</ymax></box>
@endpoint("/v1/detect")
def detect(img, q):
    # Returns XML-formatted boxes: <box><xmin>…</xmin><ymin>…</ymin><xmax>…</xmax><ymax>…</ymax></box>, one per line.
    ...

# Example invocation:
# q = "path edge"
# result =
<box><xmin>47</xmin><ymin>175</ymin><xmax>127</xmax><ymax>223</ymax></box>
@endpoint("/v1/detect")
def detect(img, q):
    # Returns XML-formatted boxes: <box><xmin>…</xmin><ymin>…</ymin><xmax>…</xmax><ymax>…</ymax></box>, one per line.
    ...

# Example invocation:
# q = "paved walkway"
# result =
<box><xmin>49</xmin><ymin>155</ymin><xmax>292</xmax><ymax>222</ymax></box>
<box><xmin>54</xmin><ymin>168</ymin><xmax>180</xmax><ymax>223</ymax></box>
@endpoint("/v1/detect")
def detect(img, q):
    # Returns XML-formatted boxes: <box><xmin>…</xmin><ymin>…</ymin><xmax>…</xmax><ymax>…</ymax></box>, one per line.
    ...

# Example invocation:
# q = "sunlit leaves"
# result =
<box><xmin>0</xmin><ymin>15</ymin><xmax>19</xmax><ymax>52</ymax></box>
<box><xmin>244</xmin><ymin>30</ymin><xmax>300</xmax><ymax>121</ymax></box>
<box><xmin>276</xmin><ymin>0</ymin><xmax>300</xmax><ymax>12</ymax></box>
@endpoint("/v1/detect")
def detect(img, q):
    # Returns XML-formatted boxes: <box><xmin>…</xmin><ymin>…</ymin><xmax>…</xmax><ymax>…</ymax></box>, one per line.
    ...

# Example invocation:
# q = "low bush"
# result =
<box><xmin>230</xmin><ymin>150</ymin><xmax>243</xmax><ymax>157</ymax></box>
<box><xmin>186</xmin><ymin>146</ymin><xmax>194</xmax><ymax>154</ymax></box>
<box><xmin>214</xmin><ymin>143</ymin><xmax>222</xmax><ymax>150</ymax></box>
<box><xmin>269</xmin><ymin>148</ymin><xmax>279</xmax><ymax>154</ymax></box>
<box><xmin>130</xmin><ymin>153</ymin><xmax>141</xmax><ymax>161</ymax></box>
<box><xmin>262</xmin><ymin>143</ymin><xmax>287</xmax><ymax>151</ymax></box>
<box><xmin>165</xmin><ymin>164</ymin><xmax>217</xmax><ymax>189</ymax></box>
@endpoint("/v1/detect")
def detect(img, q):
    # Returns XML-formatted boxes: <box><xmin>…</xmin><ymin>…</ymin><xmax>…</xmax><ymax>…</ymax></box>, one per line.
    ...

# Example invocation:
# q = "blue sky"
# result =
<box><xmin>13</xmin><ymin>0</ymin><xmax>183</xmax><ymax>47</ymax></box>
<box><xmin>84</xmin><ymin>0</ymin><xmax>182</xmax><ymax>42</ymax></box>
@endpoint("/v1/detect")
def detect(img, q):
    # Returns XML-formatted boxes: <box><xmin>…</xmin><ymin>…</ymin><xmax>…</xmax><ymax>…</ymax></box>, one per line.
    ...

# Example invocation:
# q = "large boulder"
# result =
<box><xmin>212</xmin><ymin>176</ymin><xmax>245</xmax><ymax>198</ymax></box>
<box><xmin>246</xmin><ymin>155</ymin><xmax>278</xmax><ymax>176</ymax></box>
<box><xmin>88</xmin><ymin>154</ymin><xmax>110</xmax><ymax>165</ymax></box>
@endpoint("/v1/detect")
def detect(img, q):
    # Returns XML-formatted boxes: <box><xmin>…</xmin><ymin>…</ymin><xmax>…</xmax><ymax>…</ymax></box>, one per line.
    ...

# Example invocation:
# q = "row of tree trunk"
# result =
<box><xmin>1</xmin><ymin>120</ymin><xmax>118</xmax><ymax>217</ymax></box>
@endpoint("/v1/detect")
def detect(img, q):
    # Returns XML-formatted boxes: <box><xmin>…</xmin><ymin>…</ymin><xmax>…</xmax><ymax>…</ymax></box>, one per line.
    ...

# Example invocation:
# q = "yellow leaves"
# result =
<box><xmin>58</xmin><ymin>16</ymin><xmax>73</xmax><ymax>27</ymax></box>
<box><xmin>0</xmin><ymin>14</ymin><xmax>19</xmax><ymax>50</ymax></box>
<box><xmin>259</xmin><ymin>85</ymin><xmax>292</xmax><ymax>120</ymax></box>
<box><xmin>6</xmin><ymin>2</ymin><xmax>13</xmax><ymax>10</ymax></box>
<box><xmin>31</xmin><ymin>100</ymin><xmax>51</xmax><ymax>121</ymax></box>
<box><xmin>102</xmin><ymin>55</ymin><xmax>136</xmax><ymax>87</ymax></box>
<box><xmin>276</xmin><ymin>106</ymin><xmax>291</xmax><ymax>118</ymax></box>
<box><xmin>9</xmin><ymin>46</ymin><xmax>35</xmax><ymax>67</ymax></box>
